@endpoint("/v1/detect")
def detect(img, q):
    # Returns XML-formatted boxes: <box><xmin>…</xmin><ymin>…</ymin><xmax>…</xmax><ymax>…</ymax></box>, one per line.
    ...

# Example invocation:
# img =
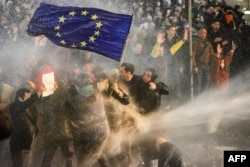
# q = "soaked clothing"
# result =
<box><xmin>9</xmin><ymin>93</ymin><xmax>39</xmax><ymax>151</ymax></box>
<box><xmin>158</xmin><ymin>142</ymin><xmax>184</xmax><ymax>167</ymax></box>
<box><xmin>36</xmin><ymin>87</ymin><xmax>73</xmax><ymax>145</ymax></box>
<box><xmin>70</xmin><ymin>94</ymin><xmax>109</xmax><ymax>142</ymax></box>
<box><xmin>103</xmin><ymin>86</ymin><xmax>130</xmax><ymax>105</ymax></box>
<box><xmin>136</xmin><ymin>81</ymin><xmax>160</xmax><ymax>114</ymax></box>
<box><xmin>103</xmin><ymin>86</ymin><xmax>130</xmax><ymax>131</ymax></box>
<box><xmin>35</xmin><ymin>86</ymin><xmax>74</xmax><ymax>167</ymax></box>
<box><xmin>120</xmin><ymin>75</ymin><xmax>142</xmax><ymax>103</ymax></box>
<box><xmin>9</xmin><ymin>93</ymin><xmax>39</xmax><ymax>167</ymax></box>
<box><xmin>138</xmin><ymin>137</ymin><xmax>184</xmax><ymax>167</ymax></box>
<box><xmin>136</xmin><ymin>80</ymin><xmax>169</xmax><ymax>114</ymax></box>
<box><xmin>70</xmin><ymin>93</ymin><xmax>109</xmax><ymax>167</ymax></box>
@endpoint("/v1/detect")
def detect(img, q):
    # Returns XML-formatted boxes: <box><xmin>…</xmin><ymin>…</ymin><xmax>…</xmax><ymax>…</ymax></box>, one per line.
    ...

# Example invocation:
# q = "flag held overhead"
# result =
<box><xmin>27</xmin><ymin>3</ymin><xmax>132</xmax><ymax>61</ymax></box>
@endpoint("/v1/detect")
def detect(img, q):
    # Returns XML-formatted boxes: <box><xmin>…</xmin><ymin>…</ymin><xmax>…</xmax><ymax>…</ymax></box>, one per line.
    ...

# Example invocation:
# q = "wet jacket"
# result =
<box><xmin>35</xmin><ymin>86</ymin><xmax>73</xmax><ymax>146</ymax></box>
<box><xmin>103</xmin><ymin>86</ymin><xmax>130</xmax><ymax>105</ymax></box>
<box><xmin>137</xmin><ymin>81</ymin><xmax>169</xmax><ymax>114</ymax></box>
<box><xmin>121</xmin><ymin>75</ymin><xmax>142</xmax><ymax>103</ymax></box>
<box><xmin>9</xmin><ymin>93</ymin><xmax>39</xmax><ymax>151</ymax></box>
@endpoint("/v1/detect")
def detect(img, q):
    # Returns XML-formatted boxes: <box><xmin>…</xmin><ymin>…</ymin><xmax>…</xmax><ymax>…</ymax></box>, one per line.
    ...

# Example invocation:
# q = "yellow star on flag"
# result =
<box><xmin>60</xmin><ymin>40</ymin><xmax>66</xmax><ymax>45</ymax></box>
<box><xmin>81</xmin><ymin>41</ymin><xmax>87</xmax><ymax>47</ymax></box>
<box><xmin>94</xmin><ymin>31</ymin><xmax>100</xmax><ymax>36</ymax></box>
<box><xmin>54</xmin><ymin>25</ymin><xmax>61</xmax><ymax>30</ymax></box>
<box><xmin>69</xmin><ymin>11</ymin><xmax>76</xmax><ymax>16</ymax></box>
<box><xmin>56</xmin><ymin>32</ymin><xmax>61</xmax><ymax>37</ymax></box>
<box><xmin>91</xmin><ymin>14</ymin><xmax>98</xmax><ymax>20</ymax></box>
<box><xmin>96</xmin><ymin>21</ymin><xmax>103</xmax><ymax>28</ymax></box>
<box><xmin>59</xmin><ymin>16</ymin><xmax>66</xmax><ymax>23</ymax></box>
<box><xmin>89</xmin><ymin>36</ymin><xmax>96</xmax><ymax>42</ymax></box>
<box><xmin>81</xmin><ymin>10</ymin><xmax>88</xmax><ymax>16</ymax></box>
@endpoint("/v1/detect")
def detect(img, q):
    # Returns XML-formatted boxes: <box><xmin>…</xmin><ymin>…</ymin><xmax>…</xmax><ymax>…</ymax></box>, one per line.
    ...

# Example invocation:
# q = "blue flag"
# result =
<box><xmin>27</xmin><ymin>3</ymin><xmax>132</xmax><ymax>61</ymax></box>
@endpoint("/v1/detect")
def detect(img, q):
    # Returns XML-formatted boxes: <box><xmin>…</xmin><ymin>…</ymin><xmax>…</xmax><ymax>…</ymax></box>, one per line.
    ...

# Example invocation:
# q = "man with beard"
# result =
<box><xmin>207</xmin><ymin>19</ymin><xmax>230</xmax><ymax>53</ymax></box>
<box><xmin>192</xmin><ymin>27</ymin><xmax>214</xmax><ymax>96</ymax></box>
<box><xmin>118</xmin><ymin>62</ymin><xmax>142</xmax><ymax>104</ymax></box>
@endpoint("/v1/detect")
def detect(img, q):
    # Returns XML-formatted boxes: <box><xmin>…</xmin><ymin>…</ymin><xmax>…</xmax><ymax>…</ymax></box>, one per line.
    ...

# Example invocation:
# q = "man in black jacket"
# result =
<box><xmin>9</xmin><ymin>88</ymin><xmax>41</xmax><ymax>167</ymax></box>
<box><xmin>119</xmin><ymin>62</ymin><xmax>142</xmax><ymax>104</ymax></box>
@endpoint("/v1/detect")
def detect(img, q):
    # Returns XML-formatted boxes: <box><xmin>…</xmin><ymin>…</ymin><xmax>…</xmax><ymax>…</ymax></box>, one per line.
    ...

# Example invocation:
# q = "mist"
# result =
<box><xmin>140</xmin><ymin>68</ymin><xmax>250</xmax><ymax>166</ymax></box>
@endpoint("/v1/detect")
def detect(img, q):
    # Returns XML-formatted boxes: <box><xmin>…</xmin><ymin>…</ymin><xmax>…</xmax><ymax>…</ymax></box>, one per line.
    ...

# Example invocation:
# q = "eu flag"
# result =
<box><xmin>27</xmin><ymin>3</ymin><xmax>132</xmax><ymax>61</ymax></box>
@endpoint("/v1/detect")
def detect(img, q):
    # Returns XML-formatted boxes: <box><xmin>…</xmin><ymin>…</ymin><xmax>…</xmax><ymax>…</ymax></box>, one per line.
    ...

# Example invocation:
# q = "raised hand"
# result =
<box><xmin>183</xmin><ymin>29</ymin><xmax>188</xmax><ymax>41</ymax></box>
<box><xmin>216</xmin><ymin>44</ymin><xmax>222</xmax><ymax>58</ymax></box>
<box><xmin>231</xmin><ymin>41</ymin><xmax>236</xmax><ymax>52</ymax></box>
<box><xmin>217</xmin><ymin>44</ymin><xmax>222</xmax><ymax>54</ymax></box>
<box><xmin>156</xmin><ymin>31</ymin><xmax>165</xmax><ymax>44</ymax></box>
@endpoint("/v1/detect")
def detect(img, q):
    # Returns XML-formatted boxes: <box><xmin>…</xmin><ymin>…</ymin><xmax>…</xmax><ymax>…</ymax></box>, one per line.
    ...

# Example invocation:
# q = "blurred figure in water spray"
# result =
<box><xmin>134</xmin><ymin>134</ymin><xmax>184</xmax><ymax>167</ymax></box>
<box><xmin>69</xmin><ymin>72</ymin><xmax>109</xmax><ymax>167</ymax></box>
<box><xmin>207</xmin><ymin>42</ymin><xmax>236</xmax><ymax>134</ymax></box>
<box><xmin>95</xmin><ymin>71</ymin><xmax>130</xmax><ymax>106</ymax></box>
<box><xmin>95</xmin><ymin>70</ymin><xmax>132</xmax><ymax>167</ymax></box>
<box><xmin>33</xmin><ymin>65</ymin><xmax>75</xmax><ymax>167</ymax></box>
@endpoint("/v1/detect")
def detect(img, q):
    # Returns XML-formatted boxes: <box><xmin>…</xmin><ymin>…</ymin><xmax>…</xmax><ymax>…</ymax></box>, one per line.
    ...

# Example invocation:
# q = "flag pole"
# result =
<box><xmin>118</xmin><ymin>14</ymin><xmax>133</xmax><ymax>66</ymax></box>
<box><xmin>188</xmin><ymin>0</ymin><xmax>194</xmax><ymax>100</ymax></box>
<box><xmin>119</xmin><ymin>37</ymin><xmax>129</xmax><ymax>66</ymax></box>
<box><xmin>109</xmin><ymin>36</ymin><xmax>130</xmax><ymax>97</ymax></box>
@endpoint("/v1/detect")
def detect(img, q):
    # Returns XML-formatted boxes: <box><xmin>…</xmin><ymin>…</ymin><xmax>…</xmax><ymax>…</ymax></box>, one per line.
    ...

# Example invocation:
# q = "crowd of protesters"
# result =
<box><xmin>1</xmin><ymin>0</ymin><xmax>250</xmax><ymax>167</ymax></box>
<box><xmin>1</xmin><ymin>0</ymin><xmax>250</xmax><ymax>98</ymax></box>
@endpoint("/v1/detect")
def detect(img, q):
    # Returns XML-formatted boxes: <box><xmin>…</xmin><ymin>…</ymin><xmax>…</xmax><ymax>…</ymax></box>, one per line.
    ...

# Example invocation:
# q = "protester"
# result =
<box><xmin>210</xmin><ymin>43</ymin><xmax>236</xmax><ymax>88</ymax></box>
<box><xmin>33</xmin><ymin>65</ymin><xmax>75</xmax><ymax>167</ymax></box>
<box><xmin>0</xmin><ymin>1</ymin><xmax>250</xmax><ymax>167</ymax></box>
<box><xmin>192</xmin><ymin>27</ymin><xmax>215</xmax><ymax>96</ymax></box>
<box><xmin>9</xmin><ymin>88</ymin><xmax>42</xmax><ymax>167</ymax></box>
<box><xmin>148</xmin><ymin>26</ymin><xmax>188</xmax><ymax>99</ymax></box>
<box><xmin>69</xmin><ymin>72</ymin><xmax>109</xmax><ymax>167</ymax></box>
<box><xmin>95</xmin><ymin>71</ymin><xmax>130</xmax><ymax>106</ymax></box>
<box><xmin>137</xmin><ymin>68</ymin><xmax>169</xmax><ymax>114</ymax></box>
<box><xmin>133</xmin><ymin>134</ymin><xmax>184</xmax><ymax>167</ymax></box>
<box><xmin>207</xmin><ymin>19</ymin><xmax>230</xmax><ymax>53</ymax></box>
<box><xmin>119</xmin><ymin>62</ymin><xmax>142</xmax><ymax>104</ymax></box>
<box><xmin>95</xmin><ymin>71</ymin><xmax>132</xmax><ymax>167</ymax></box>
